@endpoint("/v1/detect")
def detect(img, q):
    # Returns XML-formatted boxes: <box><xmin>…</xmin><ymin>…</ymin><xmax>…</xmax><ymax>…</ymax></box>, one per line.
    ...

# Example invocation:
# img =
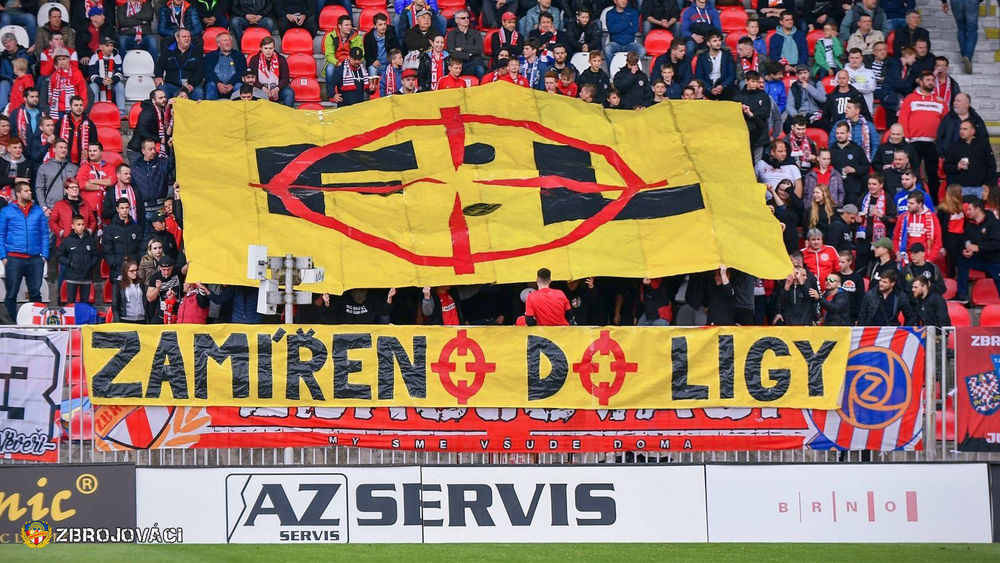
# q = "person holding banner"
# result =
<box><xmin>525</xmin><ymin>268</ymin><xmax>573</xmax><ymax>326</ymax></box>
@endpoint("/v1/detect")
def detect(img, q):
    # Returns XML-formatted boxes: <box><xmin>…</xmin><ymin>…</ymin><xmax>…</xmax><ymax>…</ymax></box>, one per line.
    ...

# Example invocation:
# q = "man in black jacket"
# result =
<box><xmin>901</xmin><ymin>242</ymin><xmax>946</xmax><ymax>295</ymax></box>
<box><xmin>126</xmin><ymin>89</ymin><xmax>170</xmax><ymax>160</ymax></box>
<box><xmin>444</xmin><ymin>10</ymin><xmax>483</xmax><ymax>79</ymax></box>
<box><xmin>652</xmin><ymin>39</ymin><xmax>692</xmax><ymax>87</ymax></box>
<box><xmin>733</xmin><ymin>71</ymin><xmax>771</xmax><ymax>162</ymax></box>
<box><xmin>942</xmin><ymin>120</ymin><xmax>997</xmax><ymax>193</ymax></box>
<box><xmin>275</xmin><ymin>0</ymin><xmax>315</xmax><ymax>35</ymax></box>
<box><xmin>56</xmin><ymin>215</ymin><xmax>101</xmax><ymax>304</ymax></box>
<box><xmin>825</xmin><ymin>203</ymin><xmax>860</xmax><ymax>251</ymax></box>
<box><xmin>936</xmin><ymin>93</ymin><xmax>988</xmax><ymax>156</ymax></box>
<box><xmin>829</xmin><ymin>122</ymin><xmax>869</xmax><ymax>204</ymax></box>
<box><xmin>955</xmin><ymin>198</ymin><xmax>1000</xmax><ymax>303</ymax></box>
<box><xmin>858</xmin><ymin>269</ymin><xmax>915</xmax><ymax>325</ymax></box>
<box><xmin>102</xmin><ymin>197</ymin><xmax>143</xmax><ymax>275</ymax></box>
<box><xmin>811</xmin><ymin>272</ymin><xmax>851</xmax><ymax>325</ymax></box>
<box><xmin>613</xmin><ymin>51</ymin><xmax>652</xmax><ymax>109</ymax></box>
<box><xmin>154</xmin><ymin>29</ymin><xmax>204</xmax><ymax>99</ymax></box>
<box><xmin>776</xmin><ymin>266</ymin><xmax>816</xmax><ymax>326</ymax></box>
<box><xmin>910</xmin><ymin>275</ymin><xmax>950</xmax><ymax>326</ymax></box>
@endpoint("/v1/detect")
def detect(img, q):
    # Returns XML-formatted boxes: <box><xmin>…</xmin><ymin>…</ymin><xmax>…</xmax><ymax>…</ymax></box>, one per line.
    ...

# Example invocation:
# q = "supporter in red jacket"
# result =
<box><xmin>436</xmin><ymin>57</ymin><xmax>468</xmax><ymax>89</ymax></box>
<box><xmin>48</xmin><ymin>179</ymin><xmax>97</xmax><ymax>248</ymax></box>
<box><xmin>801</xmin><ymin>228</ymin><xmax>840</xmax><ymax>283</ymax></box>
<box><xmin>898</xmin><ymin>70</ymin><xmax>947</xmax><ymax>199</ymax></box>
<box><xmin>525</xmin><ymin>267</ymin><xmax>573</xmax><ymax>326</ymax></box>
<box><xmin>893</xmin><ymin>190</ymin><xmax>942</xmax><ymax>265</ymax></box>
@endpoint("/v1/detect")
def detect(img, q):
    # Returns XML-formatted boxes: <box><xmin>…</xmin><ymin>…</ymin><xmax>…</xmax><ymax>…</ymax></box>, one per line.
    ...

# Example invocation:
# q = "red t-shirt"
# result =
<box><xmin>525</xmin><ymin>287</ymin><xmax>571</xmax><ymax>326</ymax></box>
<box><xmin>437</xmin><ymin>289</ymin><xmax>460</xmax><ymax>325</ymax></box>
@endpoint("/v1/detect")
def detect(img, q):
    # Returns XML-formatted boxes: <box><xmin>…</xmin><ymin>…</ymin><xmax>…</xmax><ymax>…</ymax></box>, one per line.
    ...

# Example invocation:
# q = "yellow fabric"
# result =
<box><xmin>84</xmin><ymin>325</ymin><xmax>849</xmax><ymax>409</ymax></box>
<box><xmin>173</xmin><ymin>83</ymin><xmax>791</xmax><ymax>294</ymax></box>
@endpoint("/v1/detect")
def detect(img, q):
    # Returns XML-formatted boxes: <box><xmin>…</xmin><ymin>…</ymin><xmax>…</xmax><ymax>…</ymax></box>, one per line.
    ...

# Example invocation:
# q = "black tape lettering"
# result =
<box><xmin>333</xmin><ymin>333</ymin><xmax>373</xmax><ymax>399</ymax></box>
<box><xmin>745</xmin><ymin>337</ymin><xmax>792</xmax><ymax>401</ymax></box>
<box><xmin>671</xmin><ymin>336</ymin><xmax>707</xmax><ymax>400</ymax></box>
<box><xmin>718</xmin><ymin>334</ymin><xmax>735</xmax><ymax>399</ymax></box>
<box><xmin>376</xmin><ymin>336</ymin><xmax>426</xmax><ymax>400</ymax></box>
<box><xmin>526</xmin><ymin>335</ymin><xmax>568</xmax><ymax>400</ymax></box>
<box><xmin>286</xmin><ymin>330</ymin><xmax>327</xmax><ymax>400</ymax></box>
<box><xmin>257</xmin><ymin>333</ymin><xmax>273</xmax><ymax>399</ymax></box>
<box><xmin>194</xmin><ymin>333</ymin><xmax>250</xmax><ymax>400</ymax></box>
<box><xmin>794</xmin><ymin>340</ymin><xmax>839</xmax><ymax>396</ymax></box>
<box><xmin>146</xmin><ymin>331</ymin><xmax>188</xmax><ymax>400</ymax></box>
<box><xmin>89</xmin><ymin>331</ymin><xmax>142</xmax><ymax>398</ymax></box>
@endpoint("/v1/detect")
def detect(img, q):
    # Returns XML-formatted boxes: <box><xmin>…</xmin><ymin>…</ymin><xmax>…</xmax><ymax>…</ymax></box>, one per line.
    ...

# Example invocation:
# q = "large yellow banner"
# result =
<box><xmin>84</xmin><ymin>325</ymin><xmax>849</xmax><ymax>409</ymax></box>
<box><xmin>174</xmin><ymin>83</ymin><xmax>791</xmax><ymax>294</ymax></box>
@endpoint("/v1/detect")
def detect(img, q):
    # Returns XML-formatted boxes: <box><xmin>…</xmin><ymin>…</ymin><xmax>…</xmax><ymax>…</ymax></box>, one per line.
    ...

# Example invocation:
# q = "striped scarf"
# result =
<box><xmin>428</xmin><ymin>52</ymin><xmax>443</xmax><ymax>90</ymax></box>
<box><xmin>13</xmin><ymin>107</ymin><xmax>29</xmax><ymax>142</ymax></box>
<box><xmin>257</xmin><ymin>53</ymin><xmax>280</xmax><ymax>89</ymax></box>
<box><xmin>126</xmin><ymin>1</ymin><xmax>144</xmax><ymax>44</ymax></box>
<box><xmin>857</xmin><ymin>191</ymin><xmax>887</xmax><ymax>242</ymax></box>
<box><xmin>48</xmin><ymin>67</ymin><xmax>76</xmax><ymax>117</ymax></box>
<box><xmin>59</xmin><ymin>115</ymin><xmax>89</xmax><ymax>164</ymax></box>
<box><xmin>384</xmin><ymin>66</ymin><xmax>398</xmax><ymax>94</ymax></box>
<box><xmin>112</xmin><ymin>183</ymin><xmax>138</xmax><ymax>223</ymax></box>
<box><xmin>155</xmin><ymin>103</ymin><xmax>171</xmax><ymax>156</ymax></box>
<box><xmin>341</xmin><ymin>63</ymin><xmax>368</xmax><ymax>92</ymax></box>
<box><xmin>93</xmin><ymin>52</ymin><xmax>116</xmax><ymax>102</ymax></box>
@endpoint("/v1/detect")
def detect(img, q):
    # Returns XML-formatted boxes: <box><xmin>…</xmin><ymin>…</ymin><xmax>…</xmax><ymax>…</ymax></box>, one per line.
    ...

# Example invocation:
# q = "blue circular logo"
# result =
<box><xmin>838</xmin><ymin>346</ymin><xmax>911</xmax><ymax>429</ymax></box>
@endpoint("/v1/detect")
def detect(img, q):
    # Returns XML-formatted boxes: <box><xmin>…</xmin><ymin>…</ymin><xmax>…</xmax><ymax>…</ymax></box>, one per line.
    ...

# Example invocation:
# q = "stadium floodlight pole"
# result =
<box><xmin>247</xmin><ymin>245</ymin><xmax>325</xmax><ymax>321</ymax></box>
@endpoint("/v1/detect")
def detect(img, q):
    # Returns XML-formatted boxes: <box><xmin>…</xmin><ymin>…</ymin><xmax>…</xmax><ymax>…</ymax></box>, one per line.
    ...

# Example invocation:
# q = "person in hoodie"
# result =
<box><xmin>829</xmin><ymin>97</ymin><xmax>878</xmax><ymax>162</ymax></box>
<box><xmin>0</xmin><ymin>137</ymin><xmax>33</xmax><ymax>197</ymax></box>
<box><xmin>775</xmin><ymin>266</ymin><xmax>817</xmax><ymax>325</ymax></box>
<box><xmin>858</xmin><ymin>269</ymin><xmax>914</xmax><ymax>326</ymax></box>
<box><xmin>811</xmin><ymin>271</ymin><xmax>851</xmax><ymax>325</ymax></box>
<box><xmin>101</xmin><ymin>197</ymin><xmax>143</xmax><ymax>276</ymax></box>
<box><xmin>786</xmin><ymin>65</ymin><xmax>827</xmax><ymax>127</ymax></box>
<box><xmin>910</xmin><ymin>276</ymin><xmax>950</xmax><ymax>326</ymax></box>
<box><xmin>56</xmin><ymin>215</ymin><xmax>101</xmax><ymax>304</ymax></box>
<box><xmin>679</xmin><ymin>0</ymin><xmax>720</xmax><ymax>55</ymax></box>
<box><xmin>762</xmin><ymin>62</ymin><xmax>786</xmax><ymax>114</ymax></box>
<box><xmin>613</xmin><ymin>51</ymin><xmax>652</xmax><ymax>110</ymax></box>
<box><xmin>734</xmin><ymin>70</ymin><xmax>771</xmax><ymax>162</ymax></box>
<box><xmin>768</xmin><ymin>11</ymin><xmax>808</xmax><ymax>74</ymax></box>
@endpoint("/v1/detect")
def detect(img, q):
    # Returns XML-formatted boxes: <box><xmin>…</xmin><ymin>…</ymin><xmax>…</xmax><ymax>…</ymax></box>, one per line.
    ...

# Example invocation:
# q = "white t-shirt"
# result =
<box><xmin>755</xmin><ymin>159</ymin><xmax>802</xmax><ymax>189</ymax></box>
<box><xmin>708</xmin><ymin>52</ymin><xmax>722</xmax><ymax>82</ymax></box>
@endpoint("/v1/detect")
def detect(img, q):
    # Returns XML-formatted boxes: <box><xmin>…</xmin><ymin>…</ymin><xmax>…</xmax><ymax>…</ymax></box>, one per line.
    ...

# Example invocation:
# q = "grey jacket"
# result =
<box><xmin>34</xmin><ymin>159</ymin><xmax>79</xmax><ymax>211</ymax></box>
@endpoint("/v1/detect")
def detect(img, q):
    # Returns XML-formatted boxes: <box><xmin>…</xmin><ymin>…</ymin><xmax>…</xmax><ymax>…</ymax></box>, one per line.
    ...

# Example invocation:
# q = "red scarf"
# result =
<box><xmin>934</xmin><ymin>77</ymin><xmax>951</xmax><ymax>104</ymax></box>
<box><xmin>384</xmin><ymin>66</ymin><xmax>398</xmax><ymax>94</ymax></box>
<box><xmin>48</xmin><ymin>67</ymin><xmax>76</xmax><ymax>116</ymax></box>
<box><xmin>341</xmin><ymin>62</ymin><xmax>368</xmax><ymax>92</ymax></box>
<box><xmin>93</xmin><ymin>51</ymin><xmax>116</xmax><ymax>102</ymax></box>
<box><xmin>126</xmin><ymin>1</ymin><xmax>144</xmax><ymax>44</ymax></box>
<box><xmin>113</xmin><ymin>183</ymin><xmax>138</xmax><ymax>223</ymax></box>
<box><xmin>499</xmin><ymin>28</ymin><xmax>519</xmax><ymax>52</ymax></box>
<box><xmin>257</xmin><ymin>53</ymin><xmax>280</xmax><ymax>88</ymax></box>
<box><xmin>155</xmin><ymin>103</ymin><xmax>171</xmax><ymax>156</ymax></box>
<box><xmin>429</xmin><ymin>51</ymin><xmax>444</xmax><ymax>91</ymax></box>
<box><xmin>39</xmin><ymin>132</ymin><xmax>54</xmax><ymax>164</ymax></box>
<box><xmin>13</xmin><ymin>107</ymin><xmax>29</xmax><ymax>141</ymax></box>
<box><xmin>83</xmin><ymin>160</ymin><xmax>108</xmax><ymax>206</ymax></box>
<box><xmin>788</xmin><ymin>132</ymin><xmax>813</xmax><ymax>169</ymax></box>
<box><xmin>59</xmin><ymin>115</ymin><xmax>90</xmax><ymax>164</ymax></box>
<box><xmin>739</xmin><ymin>51</ymin><xmax>759</xmax><ymax>74</ymax></box>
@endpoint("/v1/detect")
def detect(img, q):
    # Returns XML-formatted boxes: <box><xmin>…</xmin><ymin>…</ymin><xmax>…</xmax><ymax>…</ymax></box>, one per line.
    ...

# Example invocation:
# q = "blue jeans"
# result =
<box><xmin>0</xmin><ymin>80</ymin><xmax>10</xmax><ymax>113</ymax></box>
<box><xmin>957</xmin><ymin>254</ymin><xmax>1000</xmax><ymax>299</ymax></box>
<box><xmin>4</xmin><ymin>255</ymin><xmax>44</xmax><ymax>318</ymax></box>
<box><xmin>204</xmin><ymin>82</ymin><xmax>239</xmax><ymax>100</ymax></box>
<box><xmin>89</xmin><ymin>82</ymin><xmax>127</xmax><ymax>116</ymax></box>
<box><xmin>272</xmin><ymin>86</ymin><xmax>295</xmax><ymax>106</ymax></box>
<box><xmin>230</xmin><ymin>17</ymin><xmax>276</xmax><ymax>44</ymax></box>
<box><xmin>951</xmin><ymin>0</ymin><xmax>980</xmax><ymax>59</ymax></box>
<box><xmin>637</xmin><ymin>314</ymin><xmax>669</xmax><ymax>326</ymax></box>
<box><xmin>603</xmin><ymin>41</ymin><xmax>645</xmax><ymax>64</ymax></box>
<box><xmin>884</xmin><ymin>17</ymin><xmax>907</xmax><ymax>32</ymax></box>
<box><xmin>120</xmin><ymin>35</ymin><xmax>159</xmax><ymax>62</ymax></box>
<box><xmin>162</xmin><ymin>82</ymin><xmax>204</xmax><ymax>100</ymax></box>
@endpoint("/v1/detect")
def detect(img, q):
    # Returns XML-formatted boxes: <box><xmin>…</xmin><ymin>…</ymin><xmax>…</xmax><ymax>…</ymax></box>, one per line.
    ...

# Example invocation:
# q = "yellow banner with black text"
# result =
<box><xmin>83</xmin><ymin>325</ymin><xmax>850</xmax><ymax>409</ymax></box>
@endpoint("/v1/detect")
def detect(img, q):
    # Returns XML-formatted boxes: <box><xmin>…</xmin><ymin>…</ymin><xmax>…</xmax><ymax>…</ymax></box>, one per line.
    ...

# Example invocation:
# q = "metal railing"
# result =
<box><xmin>5</xmin><ymin>325</ymin><xmax>999</xmax><ymax>467</ymax></box>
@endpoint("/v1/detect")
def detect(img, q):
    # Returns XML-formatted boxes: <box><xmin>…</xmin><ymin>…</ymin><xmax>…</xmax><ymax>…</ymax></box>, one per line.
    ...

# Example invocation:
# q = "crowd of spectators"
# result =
<box><xmin>0</xmin><ymin>0</ymin><xmax>996</xmax><ymax>328</ymax></box>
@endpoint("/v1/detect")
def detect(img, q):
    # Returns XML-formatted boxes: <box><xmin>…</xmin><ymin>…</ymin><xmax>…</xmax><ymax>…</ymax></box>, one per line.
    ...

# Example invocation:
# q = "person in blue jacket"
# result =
<box><xmin>694</xmin><ymin>31</ymin><xmax>735</xmax><ymax>99</ymax></box>
<box><xmin>679</xmin><ymin>0</ymin><xmax>720</xmax><ymax>54</ymax></box>
<box><xmin>768</xmin><ymin>11</ymin><xmax>809</xmax><ymax>74</ymax></box>
<box><xmin>0</xmin><ymin>181</ymin><xmax>50</xmax><ymax>318</ymax></box>
<box><xmin>604</xmin><ymin>0</ymin><xmax>644</xmax><ymax>63</ymax></box>
<box><xmin>203</xmin><ymin>31</ymin><xmax>247</xmax><ymax>100</ymax></box>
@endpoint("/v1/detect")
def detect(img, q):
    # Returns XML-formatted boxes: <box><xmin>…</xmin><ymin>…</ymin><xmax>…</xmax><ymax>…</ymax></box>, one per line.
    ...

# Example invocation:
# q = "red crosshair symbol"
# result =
<box><xmin>572</xmin><ymin>330</ymin><xmax>638</xmax><ymax>406</ymax></box>
<box><xmin>430</xmin><ymin>329</ymin><xmax>497</xmax><ymax>405</ymax></box>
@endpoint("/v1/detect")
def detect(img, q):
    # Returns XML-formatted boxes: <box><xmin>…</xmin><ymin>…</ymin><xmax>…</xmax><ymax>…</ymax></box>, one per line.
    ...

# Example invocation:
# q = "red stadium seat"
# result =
<box><xmin>873</xmin><ymin>104</ymin><xmax>886</xmax><ymax>131</ymax></box>
<box><xmin>97</xmin><ymin>127</ymin><xmax>123</xmax><ymax>153</ymax></box>
<box><xmin>202</xmin><ymin>26</ymin><xmax>227</xmax><ymax>52</ymax></box>
<box><xmin>460</xmin><ymin>75</ymin><xmax>479</xmax><ymax>86</ymax></box>
<box><xmin>724</xmin><ymin>32</ymin><xmax>741</xmax><ymax>52</ymax></box>
<box><xmin>71</xmin><ymin>328</ymin><xmax>81</xmax><ymax>355</ymax></box>
<box><xmin>972</xmin><ymin>279</ymin><xmax>1000</xmax><ymax>306</ymax></box>
<box><xmin>128</xmin><ymin>101</ymin><xmax>142</xmax><ymax>128</ymax></box>
<box><xmin>297</xmin><ymin>102</ymin><xmax>325</xmax><ymax>110</ymax></box>
<box><xmin>104</xmin><ymin>307</ymin><xmax>114</xmax><ymax>323</ymax></box>
<box><xmin>805</xmin><ymin>127</ymin><xmax>828</xmax><ymax>149</ymax></box>
<box><xmin>356</xmin><ymin>0</ymin><xmax>386</xmax><ymax>7</ymax></box>
<box><xmin>319</xmin><ymin>5</ymin><xmax>349</xmax><ymax>31</ymax></box>
<box><xmin>483</xmin><ymin>29</ymin><xmax>499</xmax><ymax>56</ymax></box>
<box><xmin>68</xmin><ymin>410</ymin><xmax>94</xmax><ymax>441</ymax></box>
<box><xmin>886</xmin><ymin>30</ymin><xmax>895</xmax><ymax>56</ymax></box>
<box><xmin>947</xmin><ymin>302</ymin><xmax>971</xmax><ymax>327</ymax></box>
<box><xmin>944</xmin><ymin>277</ymin><xmax>957</xmax><ymax>300</ymax></box>
<box><xmin>291</xmin><ymin>76</ymin><xmax>322</xmax><ymax>102</ymax></box>
<box><xmin>104</xmin><ymin>152</ymin><xmax>123</xmax><ymax>170</ymax></box>
<box><xmin>100</xmin><ymin>259</ymin><xmax>110</xmax><ymax>279</ymax></box>
<box><xmin>643</xmin><ymin>29</ymin><xmax>674</xmax><ymax>58</ymax></box>
<box><xmin>90</xmin><ymin>101</ymin><xmax>120</xmax><ymax>128</ymax></box>
<box><xmin>282</xmin><ymin>27</ymin><xmax>315</xmax><ymax>55</ymax></box>
<box><xmin>970</xmin><ymin>269</ymin><xmax>986</xmax><ymax>280</ymax></box>
<box><xmin>439</xmin><ymin>7</ymin><xmax>461</xmax><ymax>20</ymax></box>
<box><xmin>979</xmin><ymin>304</ymin><xmax>1000</xmax><ymax>326</ymax></box>
<box><xmin>103</xmin><ymin>279</ymin><xmax>114</xmax><ymax>303</ymax></box>
<box><xmin>241</xmin><ymin>26</ymin><xmax>272</xmax><ymax>57</ymax></box>
<box><xmin>820</xmin><ymin>75</ymin><xmax>836</xmax><ymax>94</ymax></box>
<box><xmin>806</xmin><ymin>28</ymin><xmax>824</xmax><ymax>54</ymax></box>
<box><xmin>719</xmin><ymin>6</ymin><xmax>748</xmax><ymax>34</ymax></box>
<box><xmin>359</xmin><ymin>7</ymin><xmax>388</xmax><ymax>32</ymax></box>
<box><xmin>935</xmin><ymin>410</ymin><xmax>955</xmax><ymax>441</ymax></box>
<box><xmin>765</xmin><ymin>29</ymin><xmax>775</xmax><ymax>50</ymax></box>
<box><xmin>287</xmin><ymin>52</ymin><xmax>317</xmax><ymax>78</ymax></box>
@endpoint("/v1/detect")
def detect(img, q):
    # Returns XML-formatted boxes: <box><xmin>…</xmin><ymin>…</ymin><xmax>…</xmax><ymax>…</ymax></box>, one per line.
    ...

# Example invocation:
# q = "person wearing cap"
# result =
<box><xmin>858</xmin><ymin>268</ymin><xmax>914</xmax><ymax>326</ymax></box>
<box><xmin>36</xmin><ymin>6</ymin><xmax>76</xmax><ymax>55</ymax></box>
<box><xmin>824</xmin><ymin>203</ymin><xmax>860</xmax><ymax>252</ymax></box>
<box><xmin>86</xmin><ymin>37</ymin><xmax>126</xmax><ymax>118</ymax></box>
<box><xmin>102</xmin><ymin>197</ymin><xmax>143</xmax><ymax>281</ymax></box>
<box><xmin>246</xmin><ymin>36</ymin><xmax>294</xmax><ymax>106</ymax></box>
<box><xmin>866</xmin><ymin>236</ymin><xmax>899</xmax><ymax>283</ymax></box>
<box><xmin>404</xmin><ymin>9</ymin><xmax>435</xmax><ymax>53</ymax></box>
<box><xmin>230</xmin><ymin>0</ymin><xmax>276</xmax><ymax>45</ymax></box>
<box><xmin>117</xmin><ymin>0</ymin><xmax>158</xmax><ymax>61</ymax></box>
<box><xmin>76</xmin><ymin>6</ymin><xmax>118</xmax><ymax>65</ymax></box>
<box><xmin>143</xmin><ymin>211</ymin><xmax>179</xmax><ymax>260</ymax></box>
<box><xmin>394</xmin><ymin>0</ymin><xmax>446</xmax><ymax>46</ymax></box>
<box><xmin>490</xmin><ymin>12</ymin><xmax>523</xmax><ymax>68</ymax></box>
<box><xmin>47</xmin><ymin>51</ymin><xmax>89</xmax><ymax>121</ymax></box>
<box><xmin>329</xmin><ymin>46</ymin><xmax>375</xmax><ymax>106</ymax></box>
<box><xmin>146</xmin><ymin>254</ymin><xmax>183</xmax><ymax>324</ymax></box>
<box><xmin>399</xmin><ymin>68</ymin><xmax>419</xmax><ymax>94</ymax></box>
<box><xmin>155</xmin><ymin>28</ymin><xmax>205</xmax><ymax>100</ymax></box>
<box><xmin>233</xmin><ymin>68</ymin><xmax>268</xmax><ymax>99</ymax></box>
<box><xmin>204</xmin><ymin>31</ymin><xmax>247</xmax><ymax>100</ymax></box>
<box><xmin>902</xmin><ymin>242</ymin><xmax>947</xmax><ymax>296</ymax></box>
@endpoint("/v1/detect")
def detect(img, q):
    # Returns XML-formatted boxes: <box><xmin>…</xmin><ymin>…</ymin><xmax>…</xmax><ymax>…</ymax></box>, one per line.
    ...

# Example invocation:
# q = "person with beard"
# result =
<box><xmin>329</xmin><ymin>47</ymin><xmax>376</xmax><ymax>106</ymax></box>
<box><xmin>693</xmin><ymin>31</ymin><xmax>736</xmax><ymax>100</ymax></box>
<box><xmin>824</xmin><ymin>203</ymin><xmax>860</xmax><ymax>252</ymax></box>
<box><xmin>811</xmin><ymin>271</ymin><xmax>851</xmax><ymax>325</ymax></box>
<box><xmin>9</xmin><ymin>88</ymin><xmax>42</xmax><ymax>150</ymax></box>
<box><xmin>910</xmin><ymin>276</ymin><xmax>950</xmax><ymax>326</ymax></box>
<box><xmin>126</xmin><ymin>89</ymin><xmax>170</xmax><ymax>161</ymax></box>
<box><xmin>34</xmin><ymin>139</ymin><xmax>78</xmax><ymax>215</ymax></box>
<box><xmin>768</xmin><ymin>178</ymin><xmax>805</xmax><ymax>253</ymax></box>
<box><xmin>829</xmin><ymin>121</ymin><xmax>869</xmax><ymax>204</ymax></box>
<box><xmin>858</xmin><ymin>269</ymin><xmax>914</xmax><ymax>326</ymax></box>
<box><xmin>756</xmin><ymin>140</ymin><xmax>802</xmax><ymax>197</ymax></box>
